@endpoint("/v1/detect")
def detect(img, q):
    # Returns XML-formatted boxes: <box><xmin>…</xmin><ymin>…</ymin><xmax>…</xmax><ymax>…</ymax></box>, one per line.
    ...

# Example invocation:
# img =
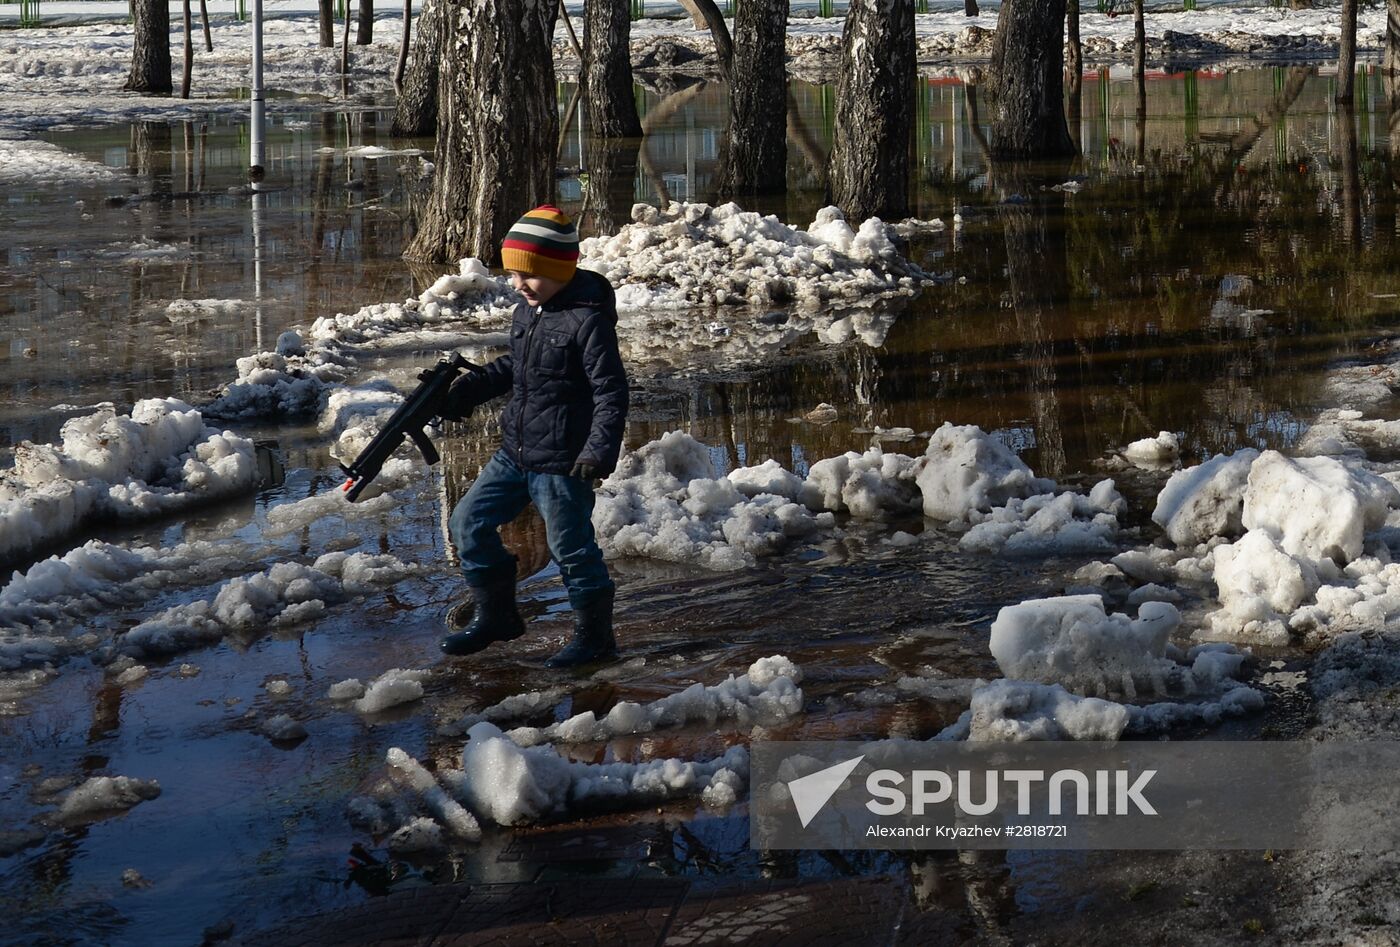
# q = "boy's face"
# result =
<box><xmin>509</xmin><ymin>271</ymin><xmax>566</xmax><ymax>307</ymax></box>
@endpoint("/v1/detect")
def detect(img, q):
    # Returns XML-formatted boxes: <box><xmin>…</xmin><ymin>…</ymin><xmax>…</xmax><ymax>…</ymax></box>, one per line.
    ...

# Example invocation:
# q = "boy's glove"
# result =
<box><xmin>436</xmin><ymin>373</ymin><xmax>479</xmax><ymax>422</ymax></box>
<box><xmin>570</xmin><ymin>461</ymin><xmax>600</xmax><ymax>483</ymax></box>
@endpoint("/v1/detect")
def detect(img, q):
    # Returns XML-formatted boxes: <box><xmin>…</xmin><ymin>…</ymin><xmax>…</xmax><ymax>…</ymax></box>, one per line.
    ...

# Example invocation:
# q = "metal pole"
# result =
<box><xmin>250</xmin><ymin>0</ymin><xmax>266</xmax><ymax>181</ymax></box>
<box><xmin>252</xmin><ymin>189</ymin><xmax>265</xmax><ymax>352</ymax></box>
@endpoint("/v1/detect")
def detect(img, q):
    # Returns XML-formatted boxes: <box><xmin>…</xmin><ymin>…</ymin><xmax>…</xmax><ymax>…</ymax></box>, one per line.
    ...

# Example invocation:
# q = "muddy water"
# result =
<box><xmin>1</xmin><ymin>67</ymin><xmax>1397</xmax><ymax>943</ymax></box>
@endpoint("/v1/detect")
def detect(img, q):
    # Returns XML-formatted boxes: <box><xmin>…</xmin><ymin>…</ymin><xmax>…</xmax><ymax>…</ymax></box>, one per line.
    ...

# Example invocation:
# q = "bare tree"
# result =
<box><xmin>584</xmin><ymin>0</ymin><xmax>643</xmax><ymax>137</ymax></box>
<box><xmin>989</xmin><ymin>0</ymin><xmax>1073</xmax><ymax>159</ymax></box>
<box><xmin>125</xmin><ymin>0</ymin><xmax>172</xmax><ymax>93</ymax></box>
<box><xmin>391</xmin><ymin>0</ymin><xmax>444</xmax><ymax>136</ymax></box>
<box><xmin>199</xmin><ymin>0</ymin><xmax>212</xmax><ymax>51</ymax></box>
<box><xmin>405</xmin><ymin>0</ymin><xmax>559</xmax><ymax>263</ymax></box>
<box><xmin>965</xmin><ymin>0</ymin><xmax>978</xmax><ymax>14</ymax></box>
<box><xmin>829</xmin><ymin>0</ymin><xmax>915</xmax><ymax>221</ymax></box>
<box><xmin>683</xmin><ymin>0</ymin><xmax>733</xmax><ymax>77</ymax></box>
<box><xmin>720</xmin><ymin>0</ymin><xmax>788</xmax><ymax>195</ymax></box>
<box><xmin>1338</xmin><ymin>0</ymin><xmax>1358</xmax><ymax>103</ymax></box>
<box><xmin>1133</xmin><ymin>0</ymin><xmax>1145</xmax><ymax>82</ymax></box>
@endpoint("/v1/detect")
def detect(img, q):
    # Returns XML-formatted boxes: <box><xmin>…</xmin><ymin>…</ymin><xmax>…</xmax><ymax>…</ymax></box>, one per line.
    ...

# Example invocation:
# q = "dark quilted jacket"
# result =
<box><xmin>461</xmin><ymin>268</ymin><xmax>628</xmax><ymax>476</ymax></box>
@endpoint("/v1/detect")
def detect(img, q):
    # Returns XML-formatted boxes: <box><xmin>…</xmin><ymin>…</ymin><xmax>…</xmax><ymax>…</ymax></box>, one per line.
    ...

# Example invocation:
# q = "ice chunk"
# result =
<box><xmin>262</xmin><ymin>714</ymin><xmax>307</xmax><ymax>741</ymax></box>
<box><xmin>1123</xmin><ymin>431</ymin><xmax>1180</xmax><ymax>469</ymax></box>
<box><xmin>55</xmin><ymin>775</ymin><xmax>161</xmax><ymax>823</ymax></box>
<box><xmin>1152</xmin><ymin>450</ymin><xmax>1258</xmax><ymax>547</ymax></box>
<box><xmin>799</xmin><ymin>447</ymin><xmax>921</xmax><ymax>518</ymax></box>
<box><xmin>916</xmin><ymin>422</ymin><xmax>1052</xmax><ymax>522</ymax></box>
<box><xmin>960</xmin><ymin>483</ymin><xmax>1123</xmax><ymax>556</ymax></box>
<box><xmin>1209</xmin><ymin>530</ymin><xmax>1320</xmax><ymax>644</ymax></box>
<box><xmin>353</xmin><ymin>668</ymin><xmax>430</xmax><ymax>714</ymax></box>
<box><xmin>988</xmin><ymin>595</ymin><xmax>1187</xmax><ymax>698</ymax></box>
<box><xmin>1241</xmin><ymin>452</ymin><xmax>1399</xmax><ymax>564</ymax></box>
<box><xmin>386</xmin><ymin>747</ymin><xmax>481</xmax><ymax>841</ymax></box>
<box><xmin>955</xmin><ymin>680</ymin><xmax>1131</xmax><ymax>742</ymax></box>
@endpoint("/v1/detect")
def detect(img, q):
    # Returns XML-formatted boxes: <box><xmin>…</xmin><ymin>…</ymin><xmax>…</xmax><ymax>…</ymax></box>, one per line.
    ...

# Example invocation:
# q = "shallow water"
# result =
<box><xmin>0</xmin><ymin>66</ymin><xmax>1393</xmax><ymax>943</ymax></box>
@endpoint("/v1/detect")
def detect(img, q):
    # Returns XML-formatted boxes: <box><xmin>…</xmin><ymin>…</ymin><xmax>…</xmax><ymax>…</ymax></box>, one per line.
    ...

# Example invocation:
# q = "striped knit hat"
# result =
<box><xmin>501</xmin><ymin>205</ymin><xmax>579</xmax><ymax>283</ymax></box>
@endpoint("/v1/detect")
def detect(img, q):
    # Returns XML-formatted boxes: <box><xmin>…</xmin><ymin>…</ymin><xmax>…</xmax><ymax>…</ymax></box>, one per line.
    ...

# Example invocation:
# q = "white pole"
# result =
<box><xmin>250</xmin><ymin>0</ymin><xmax>266</xmax><ymax>181</ymax></box>
<box><xmin>252</xmin><ymin>189</ymin><xmax>265</xmax><ymax>351</ymax></box>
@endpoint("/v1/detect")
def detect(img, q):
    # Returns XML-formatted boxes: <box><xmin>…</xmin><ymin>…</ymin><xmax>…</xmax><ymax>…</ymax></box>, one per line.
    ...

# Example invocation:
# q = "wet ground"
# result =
<box><xmin>3</xmin><ymin>66</ymin><xmax>1399</xmax><ymax>944</ymax></box>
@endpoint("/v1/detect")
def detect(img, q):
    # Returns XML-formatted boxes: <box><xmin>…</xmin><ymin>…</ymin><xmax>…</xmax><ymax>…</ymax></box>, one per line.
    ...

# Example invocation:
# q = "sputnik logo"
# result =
<box><xmin>787</xmin><ymin>755</ymin><xmax>865</xmax><ymax>828</ymax></box>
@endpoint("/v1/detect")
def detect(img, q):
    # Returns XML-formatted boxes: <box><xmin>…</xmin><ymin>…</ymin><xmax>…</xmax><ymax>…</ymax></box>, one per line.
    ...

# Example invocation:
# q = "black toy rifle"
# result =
<box><xmin>340</xmin><ymin>353</ymin><xmax>480</xmax><ymax>502</ymax></box>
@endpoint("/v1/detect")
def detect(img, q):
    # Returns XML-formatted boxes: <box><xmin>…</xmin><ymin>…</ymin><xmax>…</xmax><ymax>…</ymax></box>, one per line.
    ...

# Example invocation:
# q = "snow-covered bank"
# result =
<box><xmin>0</xmin><ymin>399</ymin><xmax>258</xmax><ymax>565</ymax></box>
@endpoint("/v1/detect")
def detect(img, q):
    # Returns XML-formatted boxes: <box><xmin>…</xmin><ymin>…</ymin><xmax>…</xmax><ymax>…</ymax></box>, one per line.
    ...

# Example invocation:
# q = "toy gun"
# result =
<box><xmin>340</xmin><ymin>353</ymin><xmax>481</xmax><ymax>502</ymax></box>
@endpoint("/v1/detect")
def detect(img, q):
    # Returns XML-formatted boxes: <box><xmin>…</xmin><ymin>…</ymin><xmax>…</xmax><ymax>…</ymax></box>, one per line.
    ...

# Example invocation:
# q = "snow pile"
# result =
<box><xmin>1123</xmin><ymin>431</ymin><xmax>1180</xmax><ymax>469</ymax></box>
<box><xmin>0</xmin><ymin>136</ymin><xmax>120</xmax><ymax>188</ymax></box>
<box><xmin>318</xmin><ymin>381</ymin><xmax>410</xmax><ymax>460</ymax></box>
<box><xmin>438</xmin><ymin>688</ymin><xmax>569</xmax><ymax>737</ymax></box>
<box><xmin>506</xmin><ymin>655</ymin><xmax>803</xmax><ymax>746</ymax></box>
<box><xmin>263</xmin><ymin>457</ymin><xmax>414</xmax><ymax>536</ymax></box>
<box><xmin>594</xmin><ymin>432</ymin><xmax>835</xmax><ymax>571</ymax></box>
<box><xmin>454</xmin><ymin>721</ymin><xmax>749</xmax><ymax>825</ymax></box>
<box><xmin>798</xmin><ymin>447</ymin><xmax>922</xmax><ymax>518</ymax></box>
<box><xmin>201</xmin><ymin>334</ymin><xmax>352</xmax><ymax>421</ymax></box>
<box><xmin>120</xmin><ymin>553</ymin><xmax>416</xmax><ymax>657</ymax></box>
<box><xmin>353</xmin><ymin>668</ymin><xmax>431</xmax><ymax>714</ymax></box>
<box><xmin>1209</xmin><ymin>530</ymin><xmax>1324</xmax><ymax>644</ymax></box>
<box><xmin>0</xmin><ymin>399</ymin><xmax>257</xmax><ymax>562</ymax></box>
<box><xmin>916</xmin><ymin>422</ymin><xmax>1053</xmax><ymax>522</ymax></box>
<box><xmin>1297</xmin><ymin>409</ymin><xmax>1395</xmax><ymax>458</ymax></box>
<box><xmin>310</xmin><ymin>258</ymin><xmax>516</xmax><ymax>346</ymax></box>
<box><xmin>1152</xmin><ymin>450</ymin><xmax>1259</xmax><ymax>547</ymax></box>
<box><xmin>945</xmin><ymin>679</ymin><xmax>1132</xmax><ymax>742</ymax></box>
<box><xmin>385</xmin><ymin>747</ymin><xmax>481</xmax><ymax>840</ymax></box>
<box><xmin>959</xmin><ymin>480</ymin><xmax>1125</xmax><ymax>556</ymax></box>
<box><xmin>0</xmin><ymin>539</ymin><xmax>253</xmax><ymax>636</ymax></box>
<box><xmin>581</xmin><ymin>202</ymin><xmax>929</xmax><ymax>314</ymax></box>
<box><xmin>1241</xmin><ymin>452</ymin><xmax>1398</xmax><ymax>564</ymax></box>
<box><xmin>54</xmin><ymin>775</ymin><xmax>160</xmax><ymax>823</ymax></box>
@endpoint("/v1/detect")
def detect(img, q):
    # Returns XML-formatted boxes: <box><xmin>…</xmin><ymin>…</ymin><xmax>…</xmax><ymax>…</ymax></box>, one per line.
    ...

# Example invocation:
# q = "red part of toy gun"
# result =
<box><xmin>339</xmin><ymin>353</ymin><xmax>480</xmax><ymax>502</ymax></box>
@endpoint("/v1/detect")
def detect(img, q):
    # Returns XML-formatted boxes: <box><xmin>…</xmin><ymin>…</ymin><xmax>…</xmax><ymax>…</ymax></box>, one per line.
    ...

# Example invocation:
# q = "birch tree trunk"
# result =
<box><xmin>584</xmin><ymin>0</ymin><xmax>643</xmax><ymax>137</ymax></box>
<box><xmin>1387</xmin><ymin>0</ymin><xmax>1400</xmax><ymax>82</ymax></box>
<box><xmin>989</xmin><ymin>0</ymin><xmax>1073</xmax><ymax>159</ymax></box>
<box><xmin>1338</xmin><ymin>0</ymin><xmax>1358</xmax><ymax>103</ymax></box>
<box><xmin>720</xmin><ymin>0</ymin><xmax>787</xmax><ymax>195</ymax></box>
<box><xmin>405</xmin><ymin>0</ymin><xmax>560</xmax><ymax>263</ymax></box>
<box><xmin>391</xmin><ymin>0</ymin><xmax>443</xmax><ymax>136</ymax></box>
<box><xmin>829</xmin><ymin>0</ymin><xmax>915</xmax><ymax>221</ymax></box>
<box><xmin>125</xmin><ymin>0</ymin><xmax>172</xmax><ymax>93</ymax></box>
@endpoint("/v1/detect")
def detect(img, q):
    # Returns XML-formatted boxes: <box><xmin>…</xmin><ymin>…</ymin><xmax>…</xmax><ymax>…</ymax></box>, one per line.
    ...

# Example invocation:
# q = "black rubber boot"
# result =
<box><xmin>440</xmin><ymin>567</ymin><xmax>525</xmax><ymax>656</ymax></box>
<box><xmin>545</xmin><ymin>588</ymin><xmax>618</xmax><ymax>669</ymax></box>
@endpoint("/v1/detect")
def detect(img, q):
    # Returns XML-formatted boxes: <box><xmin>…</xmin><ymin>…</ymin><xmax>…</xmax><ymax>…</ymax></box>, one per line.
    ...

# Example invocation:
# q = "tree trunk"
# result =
<box><xmin>584</xmin><ymin>0</ymin><xmax>643</xmax><ymax>137</ymax></box>
<box><xmin>392</xmin><ymin>0</ymin><xmax>444</xmax><ymax>136</ymax></box>
<box><xmin>989</xmin><ymin>0</ymin><xmax>1073</xmax><ymax>159</ymax></box>
<box><xmin>582</xmin><ymin>135</ymin><xmax>641</xmax><ymax>236</ymax></box>
<box><xmin>125</xmin><ymin>0</ymin><xmax>172</xmax><ymax>94</ymax></box>
<box><xmin>180</xmin><ymin>0</ymin><xmax>192</xmax><ymax>99</ymax></box>
<box><xmin>395</xmin><ymin>0</ymin><xmax>411</xmax><ymax>90</ymax></box>
<box><xmin>829</xmin><ymin>0</ymin><xmax>915</xmax><ymax>222</ymax></box>
<box><xmin>1067</xmin><ymin>0</ymin><xmax>1081</xmax><ymax>81</ymax></box>
<box><xmin>319</xmin><ymin>0</ymin><xmax>335</xmax><ymax>47</ymax></box>
<box><xmin>1338</xmin><ymin>0</ymin><xmax>1358</xmax><ymax>103</ymax></box>
<box><xmin>686</xmin><ymin>0</ymin><xmax>734</xmax><ymax>77</ymax></box>
<box><xmin>405</xmin><ymin>0</ymin><xmax>560</xmax><ymax>263</ymax></box>
<box><xmin>358</xmin><ymin>0</ymin><xmax>373</xmax><ymax>45</ymax></box>
<box><xmin>1388</xmin><ymin>0</ymin><xmax>1400</xmax><ymax>79</ymax></box>
<box><xmin>199</xmin><ymin>0</ymin><xmax>212</xmax><ymax>51</ymax></box>
<box><xmin>720</xmin><ymin>0</ymin><xmax>788</xmax><ymax>196</ymax></box>
<box><xmin>1339</xmin><ymin>100</ymin><xmax>1362</xmax><ymax>244</ymax></box>
<box><xmin>1133</xmin><ymin>0</ymin><xmax>1145</xmax><ymax>81</ymax></box>
<box><xmin>676</xmin><ymin>0</ymin><xmax>708</xmax><ymax>29</ymax></box>
<box><xmin>965</xmin><ymin>0</ymin><xmax>978</xmax><ymax>14</ymax></box>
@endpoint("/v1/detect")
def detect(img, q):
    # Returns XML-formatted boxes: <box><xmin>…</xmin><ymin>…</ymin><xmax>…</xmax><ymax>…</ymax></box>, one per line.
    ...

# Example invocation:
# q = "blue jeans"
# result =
<box><xmin>448</xmin><ymin>450</ymin><xmax>613</xmax><ymax>607</ymax></box>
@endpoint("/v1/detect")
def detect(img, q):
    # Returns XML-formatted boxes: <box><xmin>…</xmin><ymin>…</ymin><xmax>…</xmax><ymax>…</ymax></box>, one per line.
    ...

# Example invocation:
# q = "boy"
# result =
<box><xmin>437</xmin><ymin>206</ymin><xmax>628</xmax><ymax>668</ymax></box>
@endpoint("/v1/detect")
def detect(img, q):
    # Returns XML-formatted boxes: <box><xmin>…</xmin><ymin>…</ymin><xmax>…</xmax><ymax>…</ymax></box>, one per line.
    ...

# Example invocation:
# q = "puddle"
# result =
<box><xmin>0</xmin><ymin>65</ymin><xmax>1395</xmax><ymax>943</ymax></box>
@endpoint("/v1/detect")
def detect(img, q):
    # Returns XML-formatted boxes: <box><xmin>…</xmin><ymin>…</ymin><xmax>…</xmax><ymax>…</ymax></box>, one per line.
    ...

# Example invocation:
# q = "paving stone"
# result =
<box><xmin>662</xmin><ymin>877</ymin><xmax>907</xmax><ymax>947</ymax></box>
<box><xmin>430</xmin><ymin>877</ymin><xmax>689</xmax><ymax>947</ymax></box>
<box><xmin>239</xmin><ymin>883</ymin><xmax>469</xmax><ymax>947</ymax></box>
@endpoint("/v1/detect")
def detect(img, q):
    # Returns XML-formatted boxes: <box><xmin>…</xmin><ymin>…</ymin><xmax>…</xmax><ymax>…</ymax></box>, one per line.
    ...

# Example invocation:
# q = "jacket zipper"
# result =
<box><xmin>518</xmin><ymin>304</ymin><xmax>542</xmax><ymax>462</ymax></box>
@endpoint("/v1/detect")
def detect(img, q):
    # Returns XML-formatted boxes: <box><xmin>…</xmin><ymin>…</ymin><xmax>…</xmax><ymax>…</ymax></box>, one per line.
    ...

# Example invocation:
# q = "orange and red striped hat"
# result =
<box><xmin>501</xmin><ymin>205</ymin><xmax>579</xmax><ymax>283</ymax></box>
